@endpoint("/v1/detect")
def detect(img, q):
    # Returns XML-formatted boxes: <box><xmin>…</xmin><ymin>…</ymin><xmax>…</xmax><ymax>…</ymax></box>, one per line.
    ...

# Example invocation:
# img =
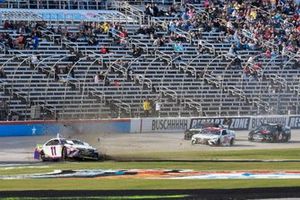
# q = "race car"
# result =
<box><xmin>248</xmin><ymin>123</ymin><xmax>291</xmax><ymax>143</ymax></box>
<box><xmin>191</xmin><ymin>127</ymin><xmax>235</xmax><ymax>146</ymax></box>
<box><xmin>34</xmin><ymin>134</ymin><xmax>100</xmax><ymax>161</ymax></box>
<box><xmin>184</xmin><ymin>123</ymin><xmax>227</xmax><ymax>140</ymax></box>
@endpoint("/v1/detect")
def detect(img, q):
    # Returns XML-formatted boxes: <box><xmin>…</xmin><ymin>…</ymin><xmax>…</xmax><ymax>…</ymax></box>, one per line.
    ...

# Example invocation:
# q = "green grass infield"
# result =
<box><xmin>0</xmin><ymin>148</ymin><xmax>300</xmax><ymax>191</ymax></box>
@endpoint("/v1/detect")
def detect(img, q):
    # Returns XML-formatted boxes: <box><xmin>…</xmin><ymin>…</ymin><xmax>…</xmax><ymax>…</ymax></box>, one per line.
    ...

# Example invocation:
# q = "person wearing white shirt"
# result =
<box><xmin>155</xmin><ymin>100</ymin><xmax>161</xmax><ymax>117</ymax></box>
<box><xmin>94</xmin><ymin>73</ymin><xmax>100</xmax><ymax>83</ymax></box>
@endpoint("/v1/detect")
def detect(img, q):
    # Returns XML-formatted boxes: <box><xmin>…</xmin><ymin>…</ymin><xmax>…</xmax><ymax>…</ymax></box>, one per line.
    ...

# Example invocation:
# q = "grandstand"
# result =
<box><xmin>0</xmin><ymin>0</ymin><xmax>299</xmax><ymax>121</ymax></box>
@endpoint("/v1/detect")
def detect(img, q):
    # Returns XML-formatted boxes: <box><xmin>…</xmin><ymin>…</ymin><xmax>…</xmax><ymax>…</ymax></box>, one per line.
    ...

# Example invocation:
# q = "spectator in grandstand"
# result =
<box><xmin>144</xmin><ymin>4</ymin><xmax>152</xmax><ymax>16</ymax></box>
<box><xmin>101</xmin><ymin>22</ymin><xmax>110</xmax><ymax>34</ymax></box>
<box><xmin>227</xmin><ymin>44</ymin><xmax>237</xmax><ymax>57</ymax></box>
<box><xmin>94</xmin><ymin>72</ymin><xmax>100</xmax><ymax>83</ymax></box>
<box><xmin>227</xmin><ymin>56</ymin><xmax>242</xmax><ymax>69</ymax></box>
<box><xmin>153</xmin><ymin>36</ymin><xmax>166</xmax><ymax>49</ymax></box>
<box><xmin>126</xmin><ymin>65</ymin><xmax>133</xmax><ymax>81</ymax></box>
<box><xmin>3</xmin><ymin>21</ymin><xmax>11</xmax><ymax>30</ymax></box>
<box><xmin>154</xmin><ymin>99</ymin><xmax>161</xmax><ymax>117</ymax></box>
<box><xmin>145</xmin><ymin>3</ymin><xmax>161</xmax><ymax>17</ymax></box>
<box><xmin>0</xmin><ymin>68</ymin><xmax>6</xmax><ymax>78</ymax></box>
<box><xmin>143</xmin><ymin>98</ymin><xmax>151</xmax><ymax>117</ymax></box>
<box><xmin>242</xmin><ymin>65</ymin><xmax>251</xmax><ymax>81</ymax></box>
<box><xmin>132</xmin><ymin>46</ymin><xmax>143</xmax><ymax>57</ymax></box>
<box><xmin>247</xmin><ymin>56</ymin><xmax>255</xmax><ymax>66</ymax></box>
<box><xmin>165</xmin><ymin>3</ymin><xmax>177</xmax><ymax>17</ymax></box>
<box><xmin>100</xmin><ymin>46</ymin><xmax>109</xmax><ymax>54</ymax></box>
<box><xmin>87</xmin><ymin>36</ymin><xmax>97</xmax><ymax>46</ymax></box>
<box><xmin>68</xmin><ymin>32</ymin><xmax>79</xmax><ymax>43</ymax></box>
<box><xmin>32</xmin><ymin>34</ymin><xmax>39</xmax><ymax>50</ymax></box>
<box><xmin>292</xmin><ymin>59</ymin><xmax>300</xmax><ymax>69</ymax></box>
<box><xmin>30</xmin><ymin>53</ymin><xmax>39</xmax><ymax>69</ymax></box>
<box><xmin>197</xmin><ymin>40</ymin><xmax>214</xmax><ymax>54</ymax></box>
<box><xmin>53</xmin><ymin>64</ymin><xmax>60</xmax><ymax>81</ymax></box>
<box><xmin>113</xmin><ymin>80</ymin><xmax>121</xmax><ymax>87</ymax></box>
<box><xmin>16</xmin><ymin>34</ymin><xmax>25</xmax><ymax>50</ymax></box>
<box><xmin>99</xmin><ymin>71</ymin><xmax>106</xmax><ymax>81</ymax></box>
<box><xmin>56</xmin><ymin>25</ymin><xmax>63</xmax><ymax>34</ymax></box>
<box><xmin>65</xmin><ymin>64</ymin><xmax>75</xmax><ymax>78</ymax></box>
<box><xmin>3</xmin><ymin>34</ymin><xmax>14</xmax><ymax>49</ymax></box>
<box><xmin>135</xmin><ymin>25</ymin><xmax>156</xmax><ymax>39</ymax></box>
<box><xmin>135</xmin><ymin>25</ymin><xmax>147</xmax><ymax>35</ymax></box>
<box><xmin>173</xmin><ymin>41</ymin><xmax>184</xmax><ymax>54</ymax></box>
<box><xmin>118</xmin><ymin>29</ymin><xmax>128</xmax><ymax>46</ymax></box>
<box><xmin>0</xmin><ymin>100</ymin><xmax>9</xmax><ymax>121</ymax></box>
<box><xmin>104</xmin><ymin>75</ymin><xmax>110</xmax><ymax>86</ymax></box>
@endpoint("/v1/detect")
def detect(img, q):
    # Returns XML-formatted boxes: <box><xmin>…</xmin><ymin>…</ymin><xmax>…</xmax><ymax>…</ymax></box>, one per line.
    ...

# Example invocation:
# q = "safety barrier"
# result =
<box><xmin>0</xmin><ymin>115</ymin><xmax>299</xmax><ymax>136</ymax></box>
<box><xmin>131</xmin><ymin>115</ymin><xmax>300</xmax><ymax>133</ymax></box>
<box><xmin>0</xmin><ymin>119</ymin><xmax>130</xmax><ymax>137</ymax></box>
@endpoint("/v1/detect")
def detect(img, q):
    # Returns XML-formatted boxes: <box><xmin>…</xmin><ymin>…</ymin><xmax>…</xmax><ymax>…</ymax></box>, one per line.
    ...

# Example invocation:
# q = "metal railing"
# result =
<box><xmin>112</xmin><ymin>0</ymin><xmax>144</xmax><ymax>25</ymax></box>
<box><xmin>62</xmin><ymin>37</ymin><xmax>79</xmax><ymax>53</ymax></box>
<box><xmin>184</xmin><ymin>98</ymin><xmax>202</xmax><ymax>114</ymax></box>
<box><xmin>159</xmin><ymin>86</ymin><xmax>177</xmax><ymax>101</ymax></box>
<box><xmin>2</xmin><ymin>0</ymin><xmax>109</xmax><ymax>10</ymax></box>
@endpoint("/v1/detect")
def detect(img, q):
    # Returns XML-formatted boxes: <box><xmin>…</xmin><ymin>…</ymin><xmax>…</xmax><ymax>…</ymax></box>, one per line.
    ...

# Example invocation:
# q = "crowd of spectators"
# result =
<box><xmin>0</xmin><ymin>0</ymin><xmax>299</xmax><ymax>118</ymax></box>
<box><xmin>161</xmin><ymin>0</ymin><xmax>299</xmax><ymax>55</ymax></box>
<box><xmin>143</xmin><ymin>0</ymin><xmax>299</xmax><ymax>64</ymax></box>
<box><xmin>143</xmin><ymin>0</ymin><xmax>300</xmax><ymax>84</ymax></box>
<box><xmin>0</xmin><ymin>21</ymin><xmax>45</xmax><ymax>50</ymax></box>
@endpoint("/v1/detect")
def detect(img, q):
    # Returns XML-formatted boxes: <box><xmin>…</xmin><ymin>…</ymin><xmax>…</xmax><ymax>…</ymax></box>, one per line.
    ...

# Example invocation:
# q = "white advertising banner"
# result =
<box><xmin>139</xmin><ymin>117</ymin><xmax>190</xmax><ymax>133</ymax></box>
<box><xmin>130</xmin><ymin>115</ymin><xmax>299</xmax><ymax>133</ymax></box>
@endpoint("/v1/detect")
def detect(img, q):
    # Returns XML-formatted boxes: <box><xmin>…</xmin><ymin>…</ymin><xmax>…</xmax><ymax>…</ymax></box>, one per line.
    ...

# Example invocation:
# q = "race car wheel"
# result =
<box><xmin>271</xmin><ymin>136</ymin><xmax>277</xmax><ymax>143</ymax></box>
<box><xmin>230</xmin><ymin>139</ymin><xmax>234</xmax><ymax>146</ymax></box>
<box><xmin>191</xmin><ymin>139</ymin><xmax>196</xmax><ymax>145</ymax></box>
<box><xmin>40</xmin><ymin>151</ymin><xmax>46</xmax><ymax>162</ymax></box>
<box><xmin>216</xmin><ymin>139</ymin><xmax>221</xmax><ymax>146</ymax></box>
<box><xmin>283</xmin><ymin>135</ymin><xmax>289</xmax><ymax>143</ymax></box>
<box><xmin>94</xmin><ymin>153</ymin><xmax>100</xmax><ymax>161</ymax></box>
<box><xmin>61</xmin><ymin>147</ymin><xmax>67</xmax><ymax>161</ymax></box>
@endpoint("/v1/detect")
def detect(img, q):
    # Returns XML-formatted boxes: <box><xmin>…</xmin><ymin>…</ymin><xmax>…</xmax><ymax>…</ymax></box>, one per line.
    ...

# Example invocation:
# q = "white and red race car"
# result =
<box><xmin>191</xmin><ymin>127</ymin><xmax>236</xmax><ymax>146</ymax></box>
<box><xmin>34</xmin><ymin>134</ymin><xmax>100</xmax><ymax>161</ymax></box>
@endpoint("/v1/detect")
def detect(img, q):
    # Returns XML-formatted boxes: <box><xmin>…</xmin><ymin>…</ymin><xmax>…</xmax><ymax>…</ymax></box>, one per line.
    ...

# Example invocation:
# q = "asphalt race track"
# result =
<box><xmin>0</xmin><ymin>130</ymin><xmax>300</xmax><ymax>162</ymax></box>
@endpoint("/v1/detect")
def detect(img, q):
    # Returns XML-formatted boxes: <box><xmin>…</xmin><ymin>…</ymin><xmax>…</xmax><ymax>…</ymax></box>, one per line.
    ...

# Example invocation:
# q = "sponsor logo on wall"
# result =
<box><xmin>151</xmin><ymin>119</ymin><xmax>189</xmax><ymax>131</ymax></box>
<box><xmin>190</xmin><ymin>117</ymin><xmax>250</xmax><ymax>130</ymax></box>
<box><xmin>251</xmin><ymin>116</ymin><xmax>288</xmax><ymax>129</ymax></box>
<box><xmin>288</xmin><ymin>116</ymin><xmax>300</xmax><ymax>129</ymax></box>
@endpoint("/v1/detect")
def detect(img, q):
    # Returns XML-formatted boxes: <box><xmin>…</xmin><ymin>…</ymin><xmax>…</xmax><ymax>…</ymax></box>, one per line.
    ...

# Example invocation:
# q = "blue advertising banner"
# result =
<box><xmin>0</xmin><ymin>123</ymin><xmax>61</xmax><ymax>137</ymax></box>
<box><xmin>288</xmin><ymin>116</ymin><xmax>300</xmax><ymax>129</ymax></box>
<box><xmin>0</xmin><ymin>119</ymin><xmax>131</xmax><ymax>137</ymax></box>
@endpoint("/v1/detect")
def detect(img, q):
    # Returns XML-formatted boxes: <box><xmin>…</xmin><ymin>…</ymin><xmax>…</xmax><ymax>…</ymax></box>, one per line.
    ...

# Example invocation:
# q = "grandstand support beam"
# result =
<box><xmin>28</xmin><ymin>54</ymin><xmax>73</xmax><ymax>119</ymax></box>
<box><xmin>80</xmin><ymin>54</ymin><xmax>106</xmax><ymax>119</ymax></box>
<box><xmin>12</xmin><ymin>56</ymin><xmax>32</xmax><ymax>120</ymax></box>
<box><xmin>63</xmin><ymin>55</ymin><xmax>92</xmax><ymax>119</ymax></box>
<box><xmin>217</xmin><ymin>75</ymin><xmax>224</xmax><ymax>116</ymax></box>
<box><xmin>263</xmin><ymin>54</ymin><xmax>291</xmax><ymax>114</ymax></box>
<box><xmin>153</xmin><ymin>51</ymin><xmax>173</xmax><ymax>117</ymax></box>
